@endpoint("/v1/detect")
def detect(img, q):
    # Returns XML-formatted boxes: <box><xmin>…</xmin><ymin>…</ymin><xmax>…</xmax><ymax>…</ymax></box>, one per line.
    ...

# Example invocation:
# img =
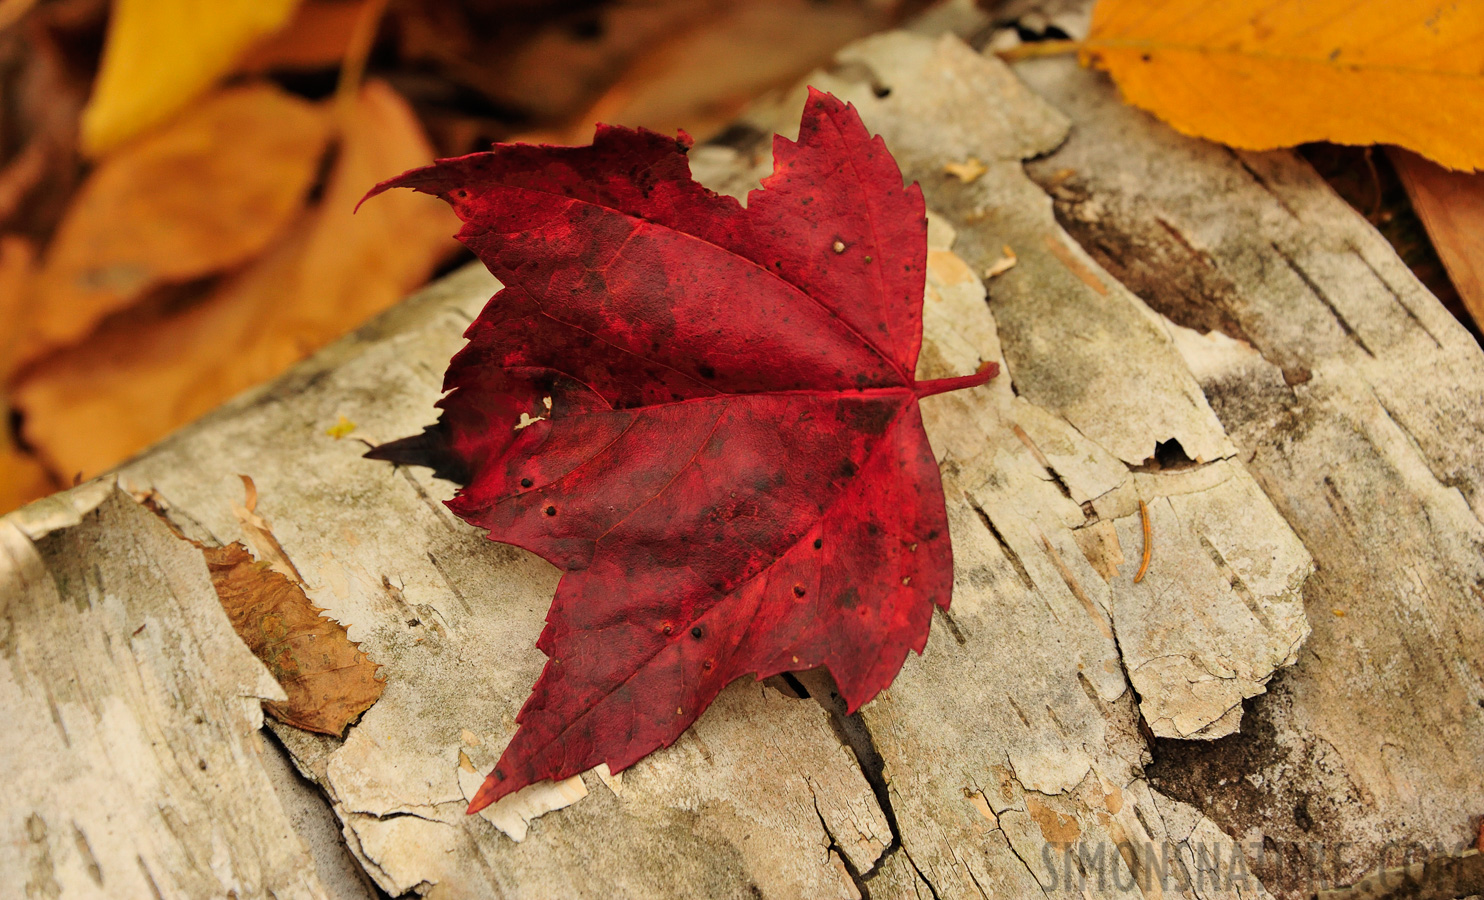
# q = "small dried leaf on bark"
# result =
<box><xmin>204</xmin><ymin>541</ymin><xmax>383</xmax><ymax>736</ymax></box>
<box><xmin>13</xmin><ymin>81</ymin><xmax>458</xmax><ymax>479</ymax></box>
<box><xmin>82</xmin><ymin>0</ymin><xmax>301</xmax><ymax>155</ymax></box>
<box><xmin>20</xmin><ymin>84</ymin><xmax>330</xmax><ymax>369</ymax></box>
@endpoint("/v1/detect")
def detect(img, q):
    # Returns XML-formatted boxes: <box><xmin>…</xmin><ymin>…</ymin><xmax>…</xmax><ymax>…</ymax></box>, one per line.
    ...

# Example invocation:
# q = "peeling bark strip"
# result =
<box><xmin>6</xmin><ymin>19</ymin><xmax>1479</xmax><ymax>900</ymax></box>
<box><xmin>0</xmin><ymin>484</ymin><xmax>331</xmax><ymax>899</ymax></box>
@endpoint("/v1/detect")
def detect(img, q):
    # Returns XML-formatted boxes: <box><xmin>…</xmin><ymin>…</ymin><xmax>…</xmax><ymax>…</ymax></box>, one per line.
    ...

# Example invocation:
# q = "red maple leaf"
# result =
<box><xmin>364</xmin><ymin>89</ymin><xmax>995</xmax><ymax>814</ymax></box>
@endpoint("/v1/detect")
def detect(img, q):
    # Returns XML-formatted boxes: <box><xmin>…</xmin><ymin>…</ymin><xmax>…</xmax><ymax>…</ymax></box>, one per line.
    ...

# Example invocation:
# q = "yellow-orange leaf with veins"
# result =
<box><xmin>205</xmin><ymin>541</ymin><xmax>383</xmax><ymax>736</ymax></box>
<box><xmin>13</xmin><ymin>81</ymin><xmax>458</xmax><ymax>480</ymax></box>
<box><xmin>1083</xmin><ymin>0</ymin><xmax>1484</xmax><ymax>171</ymax></box>
<box><xmin>19</xmin><ymin>84</ymin><xmax>329</xmax><ymax>370</ymax></box>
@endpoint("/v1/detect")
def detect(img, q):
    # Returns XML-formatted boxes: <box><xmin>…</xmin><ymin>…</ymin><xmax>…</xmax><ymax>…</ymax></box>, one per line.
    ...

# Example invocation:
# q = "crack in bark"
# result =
<box><xmin>1229</xmin><ymin>150</ymin><xmax>1299</xmax><ymax>219</ymax></box>
<box><xmin>1368</xmin><ymin>384</ymin><xmax>1484</xmax><ymax>525</ymax></box>
<box><xmin>1271</xmin><ymin>241</ymin><xmax>1378</xmax><ymax>358</ymax></box>
<box><xmin>793</xmin><ymin>671</ymin><xmax>943</xmax><ymax>900</ymax></box>
<box><xmin>965</xmin><ymin>494</ymin><xmax>1036</xmax><ymax>591</ymax></box>
<box><xmin>998</xmin><ymin>828</ymin><xmax>1052</xmax><ymax>897</ymax></box>
<box><xmin>809</xmin><ymin>787</ymin><xmax>870</xmax><ymax>899</ymax></box>
<box><xmin>1345</xmin><ymin>239</ymin><xmax>1444</xmax><ymax>350</ymax></box>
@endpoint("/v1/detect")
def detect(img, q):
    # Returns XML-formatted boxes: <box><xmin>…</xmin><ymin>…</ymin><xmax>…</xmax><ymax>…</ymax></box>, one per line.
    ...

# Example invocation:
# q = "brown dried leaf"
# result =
<box><xmin>13</xmin><ymin>80</ymin><xmax>458</xmax><ymax>479</ymax></box>
<box><xmin>0</xmin><ymin>18</ymin><xmax>89</xmax><ymax>242</ymax></box>
<box><xmin>1390</xmin><ymin>148</ymin><xmax>1484</xmax><ymax>331</ymax></box>
<box><xmin>204</xmin><ymin>541</ymin><xmax>383</xmax><ymax>736</ymax></box>
<box><xmin>550</xmin><ymin>0</ymin><xmax>892</xmax><ymax>144</ymax></box>
<box><xmin>239</xmin><ymin>0</ymin><xmax>366</xmax><ymax>73</ymax></box>
<box><xmin>17</xmin><ymin>83</ymin><xmax>331</xmax><ymax>369</ymax></box>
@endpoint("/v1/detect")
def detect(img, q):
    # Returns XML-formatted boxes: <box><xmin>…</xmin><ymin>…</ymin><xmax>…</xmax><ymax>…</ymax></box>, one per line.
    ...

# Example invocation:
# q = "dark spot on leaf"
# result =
<box><xmin>844</xmin><ymin>401</ymin><xmax>894</xmax><ymax>436</ymax></box>
<box><xmin>545</xmin><ymin>505</ymin><xmax>557</xmax><ymax>516</ymax></box>
<box><xmin>691</xmin><ymin>626</ymin><xmax>703</xmax><ymax>639</ymax></box>
<box><xmin>836</xmin><ymin>587</ymin><xmax>860</xmax><ymax>609</ymax></box>
<box><xmin>813</xmin><ymin>538</ymin><xmax>823</xmax><ymax>549</ymax></box>
<box><xmin>793</xmin><ymin>584</ymin><xmax>806</xmax><ymax>597</ymax></box>
<box><xmin>698</xmin><ymin>364</ymin><xmax>716</xmax><ymax>379</ymax></box>
<box><xmin>520</xmin><ymin>477</ymin><xmax>533</xmax><ymax>488</ymax></box>
<box><xmin>495</xmin><ymin>768</ymin><xmax>506</xmax><ymax>781</ymax></box>
<box><xmin>866</xmin><ymin>522</ymin><xmax>881</xmax><ymax>536</ymax></box>
<box><xmin>835</xmin><ymin>458</ymin><xmax>859</xmax><ymax>479</ymax></box>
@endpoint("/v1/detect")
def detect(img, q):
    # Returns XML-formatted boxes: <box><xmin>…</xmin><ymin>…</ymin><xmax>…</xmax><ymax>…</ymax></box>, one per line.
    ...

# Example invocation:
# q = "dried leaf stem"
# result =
<box><xmin>1134</xmin><ymin>499</ymin><xmax>1152</xmax><ymax>583</ymax></box>
<box><xmin>994</xmin><ymin>39</ymin><xmax>1082</xmax><ymax>63</ymax></box>
<box><xmin>335</xmin><ymin>0</ymin><xmax>391</xmax><ymax>125</ymax></box>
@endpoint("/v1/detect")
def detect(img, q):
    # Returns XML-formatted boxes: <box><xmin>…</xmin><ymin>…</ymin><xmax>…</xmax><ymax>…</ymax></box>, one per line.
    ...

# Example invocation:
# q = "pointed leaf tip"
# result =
<box><xmin>467</xmin><ymin>768</ymin><xmax>505</xmax><ymax>814</ymax></box>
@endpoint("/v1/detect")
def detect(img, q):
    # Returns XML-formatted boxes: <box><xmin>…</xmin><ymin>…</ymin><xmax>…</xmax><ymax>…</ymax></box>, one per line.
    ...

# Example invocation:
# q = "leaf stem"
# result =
<box><xmin>914</xmin><ymin>365</ymin><xmax>998</xmax><ymax>398</ymax></box>
<box><xmin>994</xmin><ymin>39</ymin><xmax>1083</xmax><ymax>63</ymax></box>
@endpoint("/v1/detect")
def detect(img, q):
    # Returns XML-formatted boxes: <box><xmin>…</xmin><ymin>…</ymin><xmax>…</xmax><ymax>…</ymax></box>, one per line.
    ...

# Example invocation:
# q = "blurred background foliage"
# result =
<box><xmin>0</xmin><ymin>0</ymin><xmax>1475</xmax><ymax>515</ymax></box>
<box><xmin>0</xmin><ymin>0</ymin><xmax>934</xmax><ymax>512</ymax></box>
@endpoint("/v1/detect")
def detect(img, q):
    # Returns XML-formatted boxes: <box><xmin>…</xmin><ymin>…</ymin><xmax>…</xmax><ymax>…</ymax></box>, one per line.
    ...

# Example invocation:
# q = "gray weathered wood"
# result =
<box><xmin>0</xmin><ymin>483</ymin><xmax>336</xmax><ymax>899</ymax></box>
<box><xmin>1016</xmin><ymin>54</ymin><xmax>1484</xmax><ymax>895</ymax></box>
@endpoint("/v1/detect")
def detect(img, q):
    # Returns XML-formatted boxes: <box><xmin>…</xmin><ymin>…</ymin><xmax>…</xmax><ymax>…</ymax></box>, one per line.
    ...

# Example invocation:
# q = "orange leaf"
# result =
<box><xmin>0</xmin><ymin>237</ymin><xmax>52</xmax><ymax>515</ymax></box>
<box><xmin>20</xmin><ymin>84</ymin><xmax>330</xmax><ymax>369</ymax></box>
<box><xmin>1083</xmin><ymin>0</ymin><xmax>1484</xmax><ymax>171</ymax></box>
<box><xmin>0</xmin><ymin>235</ymin><xmax>37</xmax><ymax>379</ymax></box>
<box><xmin>14</xmin><ymin>81</ymin><xmax>459</xmax><ymax>479</ymax></box>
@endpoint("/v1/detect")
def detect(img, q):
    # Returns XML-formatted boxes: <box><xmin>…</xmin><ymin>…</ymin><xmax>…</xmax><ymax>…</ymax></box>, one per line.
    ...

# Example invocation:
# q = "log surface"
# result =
<box><xmin>2</xmin><ymin>22</ymin><xmax>1480</xmax><ymax>900</ymax></box>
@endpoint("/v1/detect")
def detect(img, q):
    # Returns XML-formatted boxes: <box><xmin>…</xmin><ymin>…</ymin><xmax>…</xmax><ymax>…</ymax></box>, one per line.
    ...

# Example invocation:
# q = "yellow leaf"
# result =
<box><xmin>1083</xmin><ymin>0</ymin><xmax>1484</xmax><ymax>171</ymax></box>
<box><xmin>82</xmin><ymin>0</ymin><xmax>300</xmax><ymax>156</ymax></box>
<box><xmin>15</xmin><ymin>81</ymin><xmax>459</xmax><ymax>479</ymax></box>
<box><xmin>21</xmin><ymin>84</ymin><xmax>330</xmax><ymax>370</ymax></box>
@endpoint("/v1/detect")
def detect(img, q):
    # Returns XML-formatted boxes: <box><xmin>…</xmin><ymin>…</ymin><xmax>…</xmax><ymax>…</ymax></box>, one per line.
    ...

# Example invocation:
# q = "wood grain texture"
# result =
<box><xmin>1019</xmin><ymin>54</ymin><xmax>1484</xmax><ymax>896</ymax></box>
